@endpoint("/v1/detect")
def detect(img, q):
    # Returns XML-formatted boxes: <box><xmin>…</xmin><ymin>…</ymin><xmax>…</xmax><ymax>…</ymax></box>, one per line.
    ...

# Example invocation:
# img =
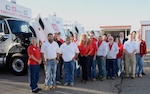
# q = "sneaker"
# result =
<box><xmin>70</xmin><ymin>83</ymin><xmax>74</xmax><ymax>86</ymax></box>
<box><xmin>50</xmin><ymin>86</ymin><xmax>53</xmax><ymax>89</ymax></box>
<box><xmin>111</xmin><ymin>77</ymin><xmax>115</xmax><ymax>80</ymax></box>
<box><xmin>37</xmin><ymin>88</ymin><xmax>42</xmax><ymax>91</ymax></box>
<box><xmin>93</xmin><ymin>78</ymin><xmax>96</xmax><ymax>81</ymax></box>
<box><xmin>107</xmin><ymin>76</ymin><xmax>110</xmax><ymax>79</ymax></box>
<box><xmin>56</xmin><ymin>81</ymin><xmax>61</xmax><ymax>84</ymax></box>
<box><xmin>101</xmin><ymin>77</ymin><xmax>106</xmax><ymax>81</ymax></box>
<box><xmin>139</xmin><ymin>74</ymin><xmax>142</xmax><ymax>77</ymax></box>
<box><xmin>142</xmin><ymin>72</ymin><xmax>146</xmax><ymax>75</ymax></box>
<box><xmin>32</xmin><ymin>90</ymin><xmax>39</xmax><ymax>93</ymax></box>
<box><xmin>64</xmin><ymin>83</ymin><xmax>68</xmax><ymax>86</ymax></box>
<box><xmin>118</xmin><ymin>71</ymin><xmax>121</xmax><ymax>77</ymax></box>
<box><xmin>131</xmin><ymin>77</ymin><xmax>135</xmax><ymax>79</ymax></box>
<box><xmin>45</xmin><ymin>86</ymin><xmax>50</xmax><ymax>91</ymax></box>
<box><xmin>135</xmin><ymin>74</ymin><xmax>138</xmax><ymax>77</ymax></box>
<box><xmin>52</xmin><ymin>86</ymin><xmax>58</xmax><ymax>89</ymax></box>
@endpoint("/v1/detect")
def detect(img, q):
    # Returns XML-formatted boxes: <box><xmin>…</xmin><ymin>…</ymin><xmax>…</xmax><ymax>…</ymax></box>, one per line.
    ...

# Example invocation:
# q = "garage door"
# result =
<box><xmin>145</xmin><ymin>30</ymin><xmax>150</xmax><ymax>50</ymax></box>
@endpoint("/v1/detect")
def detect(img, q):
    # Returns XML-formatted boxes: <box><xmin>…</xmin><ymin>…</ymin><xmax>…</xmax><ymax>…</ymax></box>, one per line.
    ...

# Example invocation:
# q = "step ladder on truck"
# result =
<box><xmin>0</xmin><ymin>0</ymin><xmax>32</xmax><ymax>75</ymax></box>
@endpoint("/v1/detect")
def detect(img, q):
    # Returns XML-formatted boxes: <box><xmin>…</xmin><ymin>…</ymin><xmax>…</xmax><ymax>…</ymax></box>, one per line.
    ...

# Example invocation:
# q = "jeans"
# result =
<box><xmin>88</xmin><ymin>56</ymin><xmax>96</xmax><ymax>79</ymax></box>
<box><xmin>136</xmin><ymin>53</ymin><xmax>144</xmax><ymax>75</ymax></box>
<box><xmin>56</xmin><ymin>59</ymin><xmax>63</xmax><ymax>81</ymax></box>
<box><xmin>44</xmin><ymin>59</ymin><xmax>57</xmax><ymax>86</ymax></box>
<box><xmin>117</xmin><ymin>58</ymin><xmax>122</xmax><ymax>72</ymax></box>
<box><xmin>28</xmin><ymin>65</ymin><xmax>40</xmax><ymax>91</ymax></box>
<box><xmin>64</xmin><ymin>61</ymin><xmax>75</xmax><ymax>84</ymax></box>
<box><xmin>107</xmin><ymin>59</ymin><xmax>116</xmax><ymax>78</ymax></box>
<box><xmin>96</xmin><ymin>56</ymin><xmax>106</xmax><ymax>78</ymax></box>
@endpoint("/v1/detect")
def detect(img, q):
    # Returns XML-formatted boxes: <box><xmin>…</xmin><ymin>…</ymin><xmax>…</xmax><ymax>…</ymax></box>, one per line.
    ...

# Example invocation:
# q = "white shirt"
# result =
<box><xmin>60</xmin><ymin>42</ymin><xmax>79</xmax><ymax>62</ymax></box>
<box><xmin>136</xmin><ymin>41</ymin><xmax>140</xmax><ymax>53</ymax></box>
<box><xmin>96</xmin><ymin>41</ymin><xmax>108</xmax><ymax>57</ymax></box>
<box><xmin>41</xmin><ymin>41</ymin><xmax>60</xmax><ymax>59</ymax></box>
<box><xmin>124</xmin><ymin>40</ymin><xmax>137</xmax><ymax>54</ymax></box>
<box><xmin>107</xmin><ymin>42</ymin><xmax>119</xmax><ymax>59</ymax></box>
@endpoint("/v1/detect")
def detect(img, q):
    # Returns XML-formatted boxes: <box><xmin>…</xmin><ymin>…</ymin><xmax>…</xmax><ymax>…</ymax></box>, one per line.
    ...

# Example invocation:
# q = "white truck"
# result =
<box><xmin>0</xmin><ymin>0</ymin><xmax>32</xmax><ymax>75</ymax></box>
<box><xmin>63</xmin><ymin>21</ymin><xmax>86</xmax><ymax>38</ymax></box>
<box><xmin>30</xmin><ymin>14</ymin><xmax>67</xmax><ymax>43</ymax></box>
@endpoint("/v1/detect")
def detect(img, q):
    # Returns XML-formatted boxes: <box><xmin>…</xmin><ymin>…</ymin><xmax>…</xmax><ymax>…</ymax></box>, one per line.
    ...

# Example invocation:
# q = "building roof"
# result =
<box><xmin>100</xmin><ymin>25</ymin><xmax>131</xmax><ymax>29</ymax></box>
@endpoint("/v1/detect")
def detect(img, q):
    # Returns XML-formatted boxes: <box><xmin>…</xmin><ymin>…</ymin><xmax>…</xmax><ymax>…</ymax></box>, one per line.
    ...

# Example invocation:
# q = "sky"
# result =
<box><xmin>17</xmin><ymin>0</ymin><xmax>150</xmax><ymax>31</ymax></box>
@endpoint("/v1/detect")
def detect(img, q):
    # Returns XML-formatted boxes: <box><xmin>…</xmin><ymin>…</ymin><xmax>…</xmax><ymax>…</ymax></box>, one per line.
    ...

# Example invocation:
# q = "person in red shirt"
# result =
<box><xmin>90</xmin><ymin>31</ymin><xmax>97</xmax><ymax>43</ymax></box>
<box><xmin>27</xmin><ymin>37</ymin><xmax>41</xmax><ymax>93</ymax></box>
<box><xmin>54</xmin><ymin>32</ymin><xmax>64</xmax><ymax>84</ymax></box>
<box><xmin>72</xmin><ymin>33</ymin><xmax>80</xmax><ymax>78</ymax></box>
<box><xmin>115</xmin><ymin>37</ymin><xmax>124</xmax><ymax>76</ymax></box>
<box><xmin>135</xmin><ymin>33</ymin><xmax>147</xmax><ymax>77</ymax></box>
<box><xmin>78</xmin><ymin>34</ymin><xmax>89</xmax><ymax>83</ymax></box>
<box><xmin>87</xmin><ymin>37</ymin><xmax>97</xmax><ymax>81</ymax></box>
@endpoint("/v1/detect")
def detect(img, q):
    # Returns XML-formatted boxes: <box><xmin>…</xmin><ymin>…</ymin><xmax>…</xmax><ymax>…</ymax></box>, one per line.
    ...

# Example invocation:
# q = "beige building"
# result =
<box><xmin>100</xmin><ymin>25</ymin><xmax>131</xmax><ymax>38</ymax></box>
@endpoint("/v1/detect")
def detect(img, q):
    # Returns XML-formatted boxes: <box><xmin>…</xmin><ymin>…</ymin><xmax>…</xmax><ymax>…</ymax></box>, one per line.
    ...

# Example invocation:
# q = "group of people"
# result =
<box><xmin>27</xmin><ymin>30</ymin><xmax>147</xmax><ymax>93</ymax></box>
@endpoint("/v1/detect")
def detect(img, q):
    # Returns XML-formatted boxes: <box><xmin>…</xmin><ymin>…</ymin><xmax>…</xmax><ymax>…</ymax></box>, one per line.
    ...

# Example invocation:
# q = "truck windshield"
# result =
<box><xmin>8</xmin><ymin>20</ymin><xmax>30</xmax><ymax>34</ymax></box>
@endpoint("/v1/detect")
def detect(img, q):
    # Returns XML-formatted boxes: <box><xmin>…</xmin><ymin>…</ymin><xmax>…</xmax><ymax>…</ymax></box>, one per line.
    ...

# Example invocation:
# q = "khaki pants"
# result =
<box><xmin>124</xmin><ymin>52</ymin><xmax>136</xmax><ymax>77</ymax></box>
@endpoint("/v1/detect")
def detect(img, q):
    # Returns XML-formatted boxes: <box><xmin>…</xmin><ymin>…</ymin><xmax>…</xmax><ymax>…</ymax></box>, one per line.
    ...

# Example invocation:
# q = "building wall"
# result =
<box><xmin>141</xmin><ymin>25</ymin><xmax>150</xmax><ymax>50</ymax></box>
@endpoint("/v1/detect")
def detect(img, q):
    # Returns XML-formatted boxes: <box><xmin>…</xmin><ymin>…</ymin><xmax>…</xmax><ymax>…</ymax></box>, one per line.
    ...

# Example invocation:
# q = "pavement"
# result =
<box><xmin>0</xmin><ymin>62</ymin><xmax>150</xmax><ymax>94</ymax></box>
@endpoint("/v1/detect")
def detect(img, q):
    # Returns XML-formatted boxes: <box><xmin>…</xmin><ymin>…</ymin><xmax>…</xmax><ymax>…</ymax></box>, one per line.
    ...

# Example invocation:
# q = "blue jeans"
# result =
<box><xmin>88</xmin><ymin>56</ymin><xmax>96</xmax><ymax>79</ymax></box>
<box><xmin>117</xmin><ymin>58</ymin><xmax>122</xmax><ymax>72</ymax></box>
<box><xmin>136</xmin><ymin>53</ymin><xmax>144</xmax><ymax>75</ymax></box>
<box><xmin>96</xmin><ymin>56</ymin><xmax>106</xmax><ymax>78</ymax></box>
<box><xmin>28</xmin><ymin>65</ymin><xmax>40</xmax><ymax>91</ymax></box>
<box><xmin>64</xmin><ymin>61</ymin><xmax>75</xmax><ymax>84</ymax></box>
<box><xmin>56</xmin><ymin>59</ymin><xmax>63</xmax><ymax>81</ymax></box>
<box><xmin>44</xmin><ymin>59</ymin><xmax>57</xmax><ymax>86</ymax></box>
<box><xmin>107</xmin><ymin>59</ymin><xmax>116</xmax><ymax>78</ymax></box>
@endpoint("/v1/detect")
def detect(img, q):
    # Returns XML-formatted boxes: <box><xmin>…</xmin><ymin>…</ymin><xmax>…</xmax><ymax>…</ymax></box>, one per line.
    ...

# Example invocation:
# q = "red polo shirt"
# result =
<box><xmin>27</xmin><ymin>45</ymin><xmax>41</xmax><ymax>65</ymax></box>
<box><xmin>92</xmin><ymin>38</ymin><xmax>97</xmax><ymax>43</ymax></box>
<box><xmin>78</xmin><ymin>43</ymin><xmax>89</xmax><ymax>56</ymax></box>
<box><xmin>88</xmin><ymin>42</ymin><xmax>97</xmax><ymax>56</ymax></box>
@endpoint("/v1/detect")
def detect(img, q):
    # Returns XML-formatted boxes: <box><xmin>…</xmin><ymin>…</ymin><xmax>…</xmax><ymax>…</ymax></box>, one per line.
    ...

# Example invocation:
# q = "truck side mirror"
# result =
<box><xmin>0</xmin><ymin>23</ymin><xmax>4</xmax><ymax>32</ymax></box>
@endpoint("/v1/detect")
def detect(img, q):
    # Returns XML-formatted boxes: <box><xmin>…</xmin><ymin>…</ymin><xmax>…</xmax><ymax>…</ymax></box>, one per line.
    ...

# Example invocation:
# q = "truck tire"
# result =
<box><xmin>9</xmin><ymin>54</ymin><xmax>27</xmax><ymax>76</ymax></box>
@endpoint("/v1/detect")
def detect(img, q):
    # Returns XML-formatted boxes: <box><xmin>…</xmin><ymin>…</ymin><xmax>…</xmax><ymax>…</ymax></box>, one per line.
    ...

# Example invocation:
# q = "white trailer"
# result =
<box><xmin>63</xmin><ymin>21</ymin><xmax>86</xmax><ymax>39</ymax></box>
<box><xmin>0</xmin><ymin>0</ymin><xmax>32</xmax><ymax>75</ymax></box>
<box><xmin>30</xmin><ymin>14</ymin><xmax>67</xmax><ymax>43</ymax></box>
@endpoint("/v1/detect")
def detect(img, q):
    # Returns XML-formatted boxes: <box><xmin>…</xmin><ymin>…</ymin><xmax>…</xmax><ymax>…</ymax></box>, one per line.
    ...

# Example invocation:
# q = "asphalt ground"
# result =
<box><xmin>0</xmin><ymin>62</ymin><xmax>150</xmax><ymax>94</ymax></box>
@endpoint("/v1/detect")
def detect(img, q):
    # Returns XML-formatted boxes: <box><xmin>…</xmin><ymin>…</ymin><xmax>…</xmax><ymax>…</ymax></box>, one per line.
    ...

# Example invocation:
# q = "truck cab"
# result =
<box><xmin>0</xmin><ymin>18</ymin><xmax>32</xmax><ymax>75</ymax></box>
<box><xmin>0</xmin><ymin>0</ymin><xmax>32</xmax><ymax>75</ymax></box>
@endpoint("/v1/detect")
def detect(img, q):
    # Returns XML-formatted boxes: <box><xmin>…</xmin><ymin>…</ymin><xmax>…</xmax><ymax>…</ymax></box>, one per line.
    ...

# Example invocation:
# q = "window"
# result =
<box><xmin>39</xmin><ymin>18</ymin><xmax>44</xmax><ymax>30</ymax></box>
<box><xmin>8</xmin><ymin>20</ymin><xmax>30</xmax><ymax>34</ymax></box>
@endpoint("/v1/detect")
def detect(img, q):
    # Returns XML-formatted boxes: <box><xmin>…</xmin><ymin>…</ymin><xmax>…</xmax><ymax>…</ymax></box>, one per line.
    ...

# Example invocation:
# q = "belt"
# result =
<box><xmin>47</xmin><ymin>58</ymin><xmax>56</xmax><ymax>60</ymax></box>
<box><xmin>97</xmin><ymin>55</ymin><xmax>103</xmax><ymax>57</ymax></box>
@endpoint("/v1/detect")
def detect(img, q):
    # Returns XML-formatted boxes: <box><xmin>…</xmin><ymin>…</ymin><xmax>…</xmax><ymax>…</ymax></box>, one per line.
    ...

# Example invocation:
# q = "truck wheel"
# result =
<box><xmin>9</xmin><ymin>55</ymin><xmax>27</xmax><ymax>76</ymax></box>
